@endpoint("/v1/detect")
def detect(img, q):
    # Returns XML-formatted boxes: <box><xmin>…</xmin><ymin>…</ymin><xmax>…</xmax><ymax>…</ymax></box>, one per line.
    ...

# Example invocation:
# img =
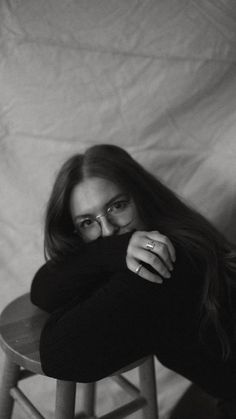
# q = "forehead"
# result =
<box><xmin>70</xmin><ymin>177</ymin><xmax>124</xmax><ymax>217</ymax></box>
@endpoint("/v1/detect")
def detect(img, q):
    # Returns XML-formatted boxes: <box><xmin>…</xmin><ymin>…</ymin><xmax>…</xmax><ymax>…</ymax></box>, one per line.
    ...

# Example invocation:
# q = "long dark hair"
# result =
<box><xmin>44</xmin><ymin>144</ymin><xmax>236</xmax><ymax>359</ymax></box>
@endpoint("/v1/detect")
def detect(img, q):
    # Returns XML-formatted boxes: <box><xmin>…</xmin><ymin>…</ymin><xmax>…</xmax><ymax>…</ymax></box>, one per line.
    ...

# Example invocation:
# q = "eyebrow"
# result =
<box><xmin>74</xmin><ymin>193</ymin><xmax>128</xmax><ymax>221</ymax></box>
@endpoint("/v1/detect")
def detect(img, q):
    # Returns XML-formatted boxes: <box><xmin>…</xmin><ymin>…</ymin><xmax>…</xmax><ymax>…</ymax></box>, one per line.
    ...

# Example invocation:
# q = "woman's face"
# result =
<box><xmin>70</xmin><ymin>177</ymin><xmax>145</xmax><ymax>242</ymax></box>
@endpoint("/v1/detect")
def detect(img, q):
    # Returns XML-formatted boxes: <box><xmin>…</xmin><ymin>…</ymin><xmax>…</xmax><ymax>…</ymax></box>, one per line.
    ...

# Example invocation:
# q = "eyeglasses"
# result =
<box><xmin>74</xmin><ymin>197</ymin><xmax>134</xmax><ymax>240</ymax></box>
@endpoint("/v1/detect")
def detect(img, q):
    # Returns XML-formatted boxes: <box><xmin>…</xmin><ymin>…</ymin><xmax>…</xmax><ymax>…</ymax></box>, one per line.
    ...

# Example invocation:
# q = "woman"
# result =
<box><xmin>31</xmin><ymin>144</ymin><xmax>236</xmax><ymax>417</ymax></box>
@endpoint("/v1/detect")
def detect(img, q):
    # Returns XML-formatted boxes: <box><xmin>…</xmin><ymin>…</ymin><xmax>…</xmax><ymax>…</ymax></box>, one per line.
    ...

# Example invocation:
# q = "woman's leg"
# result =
<box><xmin>152</xmin><ymin>333</ymin><xmax>236</xmax><ymax>400</ymax></box>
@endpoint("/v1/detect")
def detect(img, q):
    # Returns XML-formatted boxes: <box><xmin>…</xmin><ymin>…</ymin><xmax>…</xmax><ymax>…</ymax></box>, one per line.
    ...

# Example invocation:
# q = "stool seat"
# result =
<box><xmin>0</xmin><ymin>294</ymin><xmax>48</xmax><ymax>375</ymax></box>
<box><xmin>0</xmin><ymin>293</ymin><xmax>158</xmax><ymax>419</ymax></box>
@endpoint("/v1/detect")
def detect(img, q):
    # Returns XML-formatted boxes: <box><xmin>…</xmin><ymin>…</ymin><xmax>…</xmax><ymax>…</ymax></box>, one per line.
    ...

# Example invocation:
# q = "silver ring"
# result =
<box><xmin>146</xmin><ymin>240</ymin><xmax>156</xmax><ymax>251</ymax></box>
<box><xmin>135</xmin><ymin>263</ymin><xmax>142</xmax><ymax>275</ymax></box>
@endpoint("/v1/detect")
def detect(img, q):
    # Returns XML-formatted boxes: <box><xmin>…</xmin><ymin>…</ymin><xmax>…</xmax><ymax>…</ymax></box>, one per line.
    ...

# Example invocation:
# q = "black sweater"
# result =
<box><xmin>30</xmin><ymin>232</ymin><xmax>236</xmax><ymax>398</ymax></box>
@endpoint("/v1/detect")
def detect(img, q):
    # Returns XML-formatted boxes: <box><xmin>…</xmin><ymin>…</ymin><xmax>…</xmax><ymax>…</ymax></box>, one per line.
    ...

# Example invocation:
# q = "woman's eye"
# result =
<box><xmin>80</xmin><ymin>219</ymin><xmax>93</xmax><ymax>229</ymax></box>
<box><xmin>110</xmin><ymin>200</ymin><xmax>128</xmax><ymax>212</ymax></box>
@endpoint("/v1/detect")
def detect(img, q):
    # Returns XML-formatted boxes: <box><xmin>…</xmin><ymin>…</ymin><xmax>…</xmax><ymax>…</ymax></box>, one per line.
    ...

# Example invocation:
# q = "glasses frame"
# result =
<box><xmin>73</xmin><ymin>196</ymin><xmax>134</xmax><ymax>239</ymax></box>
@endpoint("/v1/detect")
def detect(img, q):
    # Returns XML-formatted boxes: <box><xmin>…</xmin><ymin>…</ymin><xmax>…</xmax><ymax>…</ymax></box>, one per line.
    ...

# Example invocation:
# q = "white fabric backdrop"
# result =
<box><xmin>0</xmin><ymin>1</ymin><xmax>236</xmax><ymax>417</ymax></box>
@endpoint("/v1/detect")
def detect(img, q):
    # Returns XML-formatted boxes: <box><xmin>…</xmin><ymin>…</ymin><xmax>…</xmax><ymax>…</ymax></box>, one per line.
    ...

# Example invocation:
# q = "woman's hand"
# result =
<box><xmin>126</xmin><ymin>230</ymin><xmax>176</xmax><ymax>284</ymax></box>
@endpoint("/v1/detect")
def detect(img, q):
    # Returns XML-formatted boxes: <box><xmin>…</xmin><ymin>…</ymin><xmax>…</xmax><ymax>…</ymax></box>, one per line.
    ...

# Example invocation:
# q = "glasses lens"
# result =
<box><xmin>107</xmin><ymin>199</ymin><xmax>133</xmax><ymax>226</ymax></box>
<box><xmin>75</xmin><ymin>199</ymin><xmax>134</xmax><ymax>240</ymax></box>
<box><xmin>76</xmin><ymin>220</ymin><xmax>101</xmax><ymax>240</ymax></box>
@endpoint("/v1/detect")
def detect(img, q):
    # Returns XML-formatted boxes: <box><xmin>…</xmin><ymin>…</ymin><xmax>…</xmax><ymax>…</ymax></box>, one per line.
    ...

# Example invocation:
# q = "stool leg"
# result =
<box><xmin>55</xmin><ymin>380</ymin><xmax>76</xmax><ymax>419</ymax></box>
<box><xmin>81</xmin><ymin>383</ymin><xmax>96</xmax><ymax>417</ymax></box>
<box><xmin>0</xmin><ymin>355</ymin><xmax>20</xmax><ymax>419</ymax></box>
<box><xmin>139</xmin><ymin>357</ymin><xmax>158</xmax><ymax>419</ymax></box>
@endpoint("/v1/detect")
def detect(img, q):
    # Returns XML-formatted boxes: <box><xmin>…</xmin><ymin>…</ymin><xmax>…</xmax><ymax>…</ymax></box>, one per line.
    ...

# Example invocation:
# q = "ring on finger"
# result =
<box><xmin>146</xmin><ymin>239</ymin><xmax>162</xmax><ymax>251</ymax></box>
<box><xmin>135</xmin><ymin>263</ymin><xmax>142</xmax><ymax>275</ymax></box>
<box><xmin>146</xmin><ymin>240</ymin><xmax>155</xmax><ymax>250</ymax></box>
<box><xmin>146</xmin><ymin>240</ymin><xmax>163</xmax><ymax>251</ymax></box>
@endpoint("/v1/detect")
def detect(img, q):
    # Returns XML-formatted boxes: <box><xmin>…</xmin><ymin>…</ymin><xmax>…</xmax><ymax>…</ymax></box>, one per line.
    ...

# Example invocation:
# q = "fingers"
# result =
<box><xmin>145</xmin><ymin>240</ymin><xmax>173</xmax><ymax>272</ymax></box>
<box><xmin>133</xmin><ymin>248</ymin><xmax>171</xmax><ymax>278</ymax></box>
<box><xmin>147</xmin><ymin>231</ymin><xmax>176</xmax><ymax>263</ymax></box>
<box><xmin>136</xmin><ymin>263</ymin><xmax>163</xmax><ymax>284</ymax></box>
<box><xmin>126</xmin><ymin>230</ymin><xmax>176</xmax><ymax>285</ymax></box>
<box><xmin>130</xmin><ymin>231</ymin><xmax>175</xmax><ymax>273</ymax></box>
<box><xmin>128</xmin><ymin>258</ymin><xmax>163</xmax><ymax>284</ymax></box>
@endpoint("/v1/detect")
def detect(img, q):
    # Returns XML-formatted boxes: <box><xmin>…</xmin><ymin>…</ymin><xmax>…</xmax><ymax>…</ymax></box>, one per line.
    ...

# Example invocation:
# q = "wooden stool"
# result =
<box><xmin>0</xmin><ymin>293</ymin><xmax>158</xmax><ymax>419</ymax></box>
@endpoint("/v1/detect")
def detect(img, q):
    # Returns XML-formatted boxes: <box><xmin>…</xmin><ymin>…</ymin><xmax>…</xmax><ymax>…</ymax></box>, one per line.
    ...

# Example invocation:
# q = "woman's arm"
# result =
<box><xmin>39</xmin><ymin>269</ymin><xmax>164</xmax><ymax>382</ymax></box>
<box><xmin>30</xmin><ymin>261</ymin><xmax>103</xmax><ymax>313</ymax></box>
<box><xmin>38</xmin><ymin>246</ymin><xmax>203</xmax><ymax>383</ymax></box>
<box><xmin>30</xmin><ymin>232</ymin><xmax>133</xmax><ymax>313</ymax></box>
<box><xmin>31</xmin><ymin>230</ymin><xmax>177</xmax><ymax>313</ymax></box>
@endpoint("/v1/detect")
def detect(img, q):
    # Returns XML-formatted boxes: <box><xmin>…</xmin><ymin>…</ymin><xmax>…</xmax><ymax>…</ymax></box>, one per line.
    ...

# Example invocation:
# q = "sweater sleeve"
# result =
<box><xmin>38</xmin><ymin>244</ymin><xmax>206</xmax><ymax>383</ymax></box>
<box><xmin>30</xmin><ymin>232</ymin><xmax>133</xmax><ymax>313</ymax></box>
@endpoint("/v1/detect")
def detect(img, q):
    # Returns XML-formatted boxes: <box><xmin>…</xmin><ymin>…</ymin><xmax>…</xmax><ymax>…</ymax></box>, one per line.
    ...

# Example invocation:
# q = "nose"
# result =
<box><xmin>98</xmin><ymin>215</ymin><xmax>118</xmax><ymax>237</ymax></box>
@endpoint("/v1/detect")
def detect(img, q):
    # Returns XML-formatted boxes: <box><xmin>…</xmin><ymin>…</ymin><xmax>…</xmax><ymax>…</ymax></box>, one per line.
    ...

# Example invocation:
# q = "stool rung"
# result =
<box><xmin>10</xmin><ymin>387</ymin><xmax>45</xmax><ymax>419</ymax></box>
<box><xmin>111</xmin><ymin>376</ymin><xmax>140</xmax><ymax>397</ymax></box>
<box><xmin>98</xmin><ymin>396</ymin><xmax>146</xmax><ymax>419</ymax></box>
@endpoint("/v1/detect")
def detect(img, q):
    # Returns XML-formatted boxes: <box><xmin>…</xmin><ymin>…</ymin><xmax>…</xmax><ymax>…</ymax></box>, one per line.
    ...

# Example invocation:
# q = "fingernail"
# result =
<box><xmin>165</xmin><ymin>272</ymin><xmax>171</xmax><ymax>278</ymax></box>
